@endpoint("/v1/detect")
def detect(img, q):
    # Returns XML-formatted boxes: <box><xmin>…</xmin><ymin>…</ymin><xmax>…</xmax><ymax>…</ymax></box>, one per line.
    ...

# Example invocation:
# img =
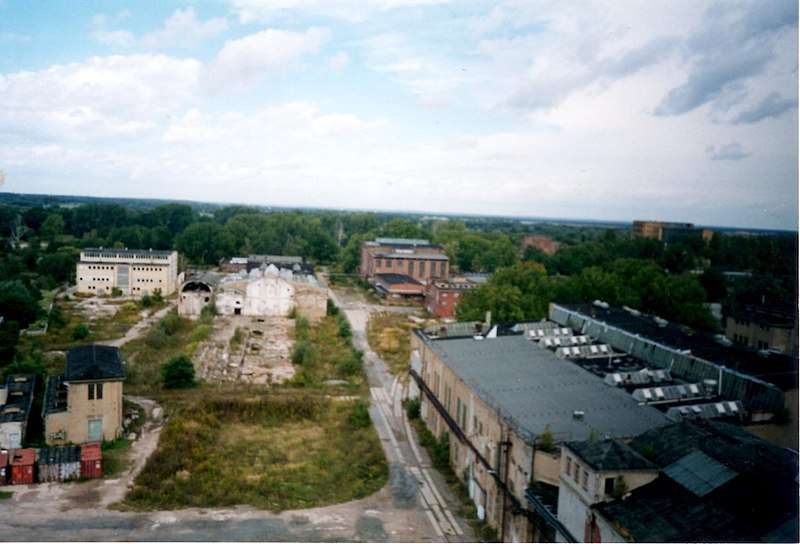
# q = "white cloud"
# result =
<box><xmin>205</xmin><ymin>28</ymin><xmax>330</xmax><ymax>92</ymax></box>
<box><xmin>0</xmin><ymin>55</ymin><xmax>201</xmax><ymax>141</ymax></box>
<box><xmin>326</xmin><ymin>51</ymin><xmax>350</xmax><ymax>71</ymax></box>
<box><xmin>141</xmin><ymin>8</ymin><xmax>229</xmax><ymax>50</ymax></box>
<box><xmin>231</xmin><ymin>0</ymin><xmax>450</xmax><ymax>23</ymax></box>
<box><xmin>162</xmin><ymin>108</ymin><xmax>222</xmax><ymax>144</ymax></box>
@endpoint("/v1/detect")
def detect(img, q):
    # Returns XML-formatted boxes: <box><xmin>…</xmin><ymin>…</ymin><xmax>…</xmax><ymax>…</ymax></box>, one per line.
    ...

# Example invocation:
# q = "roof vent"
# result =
<box><xmin>572</xmin><ymin>410</ymin><xmax>585</xmax><ymax>420</ymax></box>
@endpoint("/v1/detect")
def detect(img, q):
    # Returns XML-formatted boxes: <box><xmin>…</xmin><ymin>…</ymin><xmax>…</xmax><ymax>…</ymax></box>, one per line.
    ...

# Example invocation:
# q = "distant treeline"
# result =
<box><xmin>0</xmin><ymin>194</ymin><xmax>796</xmax><ymax>369</ymax></box>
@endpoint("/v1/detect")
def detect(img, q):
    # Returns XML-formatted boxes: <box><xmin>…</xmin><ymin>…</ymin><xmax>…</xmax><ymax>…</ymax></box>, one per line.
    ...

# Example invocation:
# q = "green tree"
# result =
<box><xmin>0</xmin><ymin>280</ymin><xmax>40</xmax><ymax>328</ymax></box>
<box><xmin>176</xmin><ymin>221</ymin><xmax>236</xmax><ymax>265</ymax></box>
<box><xmin>71</xmin><ymin>323</ymin><xmax>90</xmax><ymax>340</ymax></box>
<box><xmin>40</xmin><ymin>213</ymin><xmax>65</xmax><ymax>241</ymax></box>
<box><xmin>161</xmin><ymin>354</ymin><xmax>196</xmax><ymax>389</ymax></box>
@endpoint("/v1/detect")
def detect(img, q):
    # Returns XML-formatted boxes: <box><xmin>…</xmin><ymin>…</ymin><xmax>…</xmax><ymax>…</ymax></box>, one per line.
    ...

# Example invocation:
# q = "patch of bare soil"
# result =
<box><xmin>194</xmin><ymin>315</ymin><xmax>296</xmax><ymax>385</ymax></box>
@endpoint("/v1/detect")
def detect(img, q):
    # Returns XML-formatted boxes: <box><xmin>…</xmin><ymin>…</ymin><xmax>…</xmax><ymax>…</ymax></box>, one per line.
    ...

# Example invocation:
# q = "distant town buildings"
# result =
<box><xmin>76</xmin><ymin>248</ymin><xmax>180</xmax><ymax>296</ymax></box>
<box><xmin>632</xmin><ymin>220</ymin><xmax>713</xmax><ymax>244</ymax></box>
<box><xmin>43</xmin><ymin>344</ymin><xmax>125</xmax><ymax>445</ymax></box>
<box><xmin>360</xmin><ymin>238</ymin><xmax>450</xmax><ymax>299</ymax></box>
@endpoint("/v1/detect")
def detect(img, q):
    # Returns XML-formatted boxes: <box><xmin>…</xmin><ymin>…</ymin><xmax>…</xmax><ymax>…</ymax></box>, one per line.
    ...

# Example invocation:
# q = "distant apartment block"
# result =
<box><xmin>724</xmin><ymin>302</ymin><xmax>798</xmax><ymax>356</ymax></box>
<box><xmin>76</xmin><ymin>248</ymin><xmax>179</xmax><ymax>296</ymax></box>
<box><xmin>360</xmin><ymin>238</ymin><xmax>450</xmax><ymax>298</ymax></box>
<box><xmin>520</xmin><ymin>235</ymin><xmax>560</xmax><ymax>255</ymax></box>
<box><xmin>632</xmin><ymin>220</ymin><xmax>713</xmax><ymax>244</ymax></box>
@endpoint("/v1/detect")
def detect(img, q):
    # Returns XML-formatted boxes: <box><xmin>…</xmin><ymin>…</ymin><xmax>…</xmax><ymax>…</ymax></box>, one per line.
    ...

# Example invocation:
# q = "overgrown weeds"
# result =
<box><xmin>118</xmin><ymin>389</ymin><xmax>387</xmax><ymax>511</ymax></box>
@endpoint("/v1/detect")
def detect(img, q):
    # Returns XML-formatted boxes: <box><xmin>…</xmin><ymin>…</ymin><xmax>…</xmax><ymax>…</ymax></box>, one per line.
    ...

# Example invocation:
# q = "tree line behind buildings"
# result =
<box><xmin>0</xmin><ymin>195</ymin><xmax>796</xmax><ymax>376</ymax></box>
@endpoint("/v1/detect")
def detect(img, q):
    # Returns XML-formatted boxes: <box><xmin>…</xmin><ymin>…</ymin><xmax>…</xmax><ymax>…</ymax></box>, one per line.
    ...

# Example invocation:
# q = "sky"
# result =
<box><xmin>0</xmin><ymin>1</ymin><xmax>797</xmax><ymax>230</ymax></box>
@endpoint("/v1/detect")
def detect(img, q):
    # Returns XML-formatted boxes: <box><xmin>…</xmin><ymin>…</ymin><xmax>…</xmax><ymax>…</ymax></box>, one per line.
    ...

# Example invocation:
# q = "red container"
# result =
<box><xmin>0</xmin><ymin>450</ymin><xmax>8</xmax><ymax>486</ymax></box>
<box><xmin>10</xmin><ymin>448</ymin><xmax>35</xmax><ymax>485</ymax></box>
<box><xmin>80</xmin><ymin>443</ymin><xmax>103</xmax><ymax>479</ymax></box>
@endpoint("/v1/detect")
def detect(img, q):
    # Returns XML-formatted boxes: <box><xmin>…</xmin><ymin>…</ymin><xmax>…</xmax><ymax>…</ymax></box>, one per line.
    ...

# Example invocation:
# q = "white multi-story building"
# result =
<box><xmin>76</xmin><ymin>248</ymin><xmax>179</xmax><ymax>296</ymax></box>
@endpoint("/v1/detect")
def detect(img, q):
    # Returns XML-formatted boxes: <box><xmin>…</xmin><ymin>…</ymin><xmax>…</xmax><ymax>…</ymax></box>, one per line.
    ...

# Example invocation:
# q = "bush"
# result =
<box><xmin>405</xmin><ymin>397</ymin><xmax>421</xmax><ymax>420</ymax></box>
<box><xmin>111</xmin><ymin>287</ymin><xmax>122</xmax><ymax>297</ymax></box>
<box><xmin>326</xmin><ymin>299</ymin><xmax>339</xmax><ymax>316</ymax></box>
<box><xmin>161</xmin><ymin>354</ymin><xmax>196</xmax><ymax>389</ymax></box>
<box><xmin>140</xmin><ymin>294</ymin><xmax>152</xmax><ymax>308</ymax></box>
<box><xmin>432</xmin><ymin>433</ymin><xmax>450</xmax><ymax>470</ymax></box>
<box><xmin>159</xmin><ymin>313</ymin><xmax>180</xmax><ymax>336</ymax></box>
<box><xmin>145</xmin><ymin>328</ymin><xmax>168</xmax><ymax>349</ymax></box>
<box><xmin>71</xmin><ymin>323</ymin><xmax>90</xmax><ymax>340</ymax></box>
<box><xmin>348</xmin><ymin>400</ymin><xmax>371</xmax><ymax>429</ymax></box>
<box><xmin>336</xmin><ymin>353</ymin><xmax>362</xmax><ymax>378</ymax></box>
<box><xmin>191</xmin><ymin>324</ymin><xmax>212</xmax><ymax>342</ymax></box>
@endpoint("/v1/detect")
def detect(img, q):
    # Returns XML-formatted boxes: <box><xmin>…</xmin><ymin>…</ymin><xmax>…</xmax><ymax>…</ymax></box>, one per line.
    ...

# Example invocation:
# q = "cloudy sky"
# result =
<box><xmin>0</xmin><ymin>1</ymin><xmax>796</xmax><ymax>229</ymax></box>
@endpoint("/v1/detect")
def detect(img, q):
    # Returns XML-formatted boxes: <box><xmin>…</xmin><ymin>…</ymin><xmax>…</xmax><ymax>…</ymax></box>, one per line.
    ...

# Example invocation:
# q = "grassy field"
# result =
<box><xmin>366</xmin><ymin>312</ymin><xmax>416</xmax><ymax>375</ymax></box>
<box><xmin>13</xmin><ymin>287</ymin><xmax>388</xmax><ymax>512</ymax></box>
<box><xmin>118</xmin><ymin>390</ymin><xmax>387</xmax><ymax>511</ymax></box>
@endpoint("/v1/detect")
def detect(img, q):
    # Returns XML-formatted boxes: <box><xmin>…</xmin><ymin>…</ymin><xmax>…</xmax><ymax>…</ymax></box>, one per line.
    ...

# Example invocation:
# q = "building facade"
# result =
<box><xmin>631</xmin><ymin>220</ymin><xmax>713</xmax><ymax>244</ymax></box>
<box><xmin>179</xmin><ymin>265</ymin><xmax>327</xmax><ymax>322</ymax></box>
<box><xmin>44</xmin><ymin>345</ymin><xmax>125</xmax><ymax>445</ymax></box>
<box><xmin>360</xmin><ymin>238</ymin><xmax>450</xmax><ymax>298</ymax></box>
<box><xmin>724</xmin><ymin>302</ymin><xmax>798</xmax><ymax>355</ymax></box>
<box><xmin>76</xmin><ymin>248</ymin><xmax>179</xmax><ymax>296</ymax></box>
<box><xmin>0</xmin><ymin>374</ymin><xmax>35</xmax><ymax>449</ymax></box>
<box><xmin>424</xmin><ymin>277</ymin><xmax>480</xmax><ymax>318</ymax></box>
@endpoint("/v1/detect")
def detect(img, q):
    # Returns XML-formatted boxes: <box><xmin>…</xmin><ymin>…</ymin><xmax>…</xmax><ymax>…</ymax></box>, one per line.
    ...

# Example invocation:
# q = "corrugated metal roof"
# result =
<box><xmin>663</xmin><ymin>450</ymin><xmax>737</xmax><ymax>497</ymax></box>
<box><xmin>424</xmin><ymin>334</ymin><xmax>667</xmax><ymax>443</ymax></box>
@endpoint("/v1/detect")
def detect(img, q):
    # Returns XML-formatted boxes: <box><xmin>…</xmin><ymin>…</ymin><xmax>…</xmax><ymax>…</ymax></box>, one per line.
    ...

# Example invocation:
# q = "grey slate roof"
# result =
<box><xmin>65</xmin><ymin>345</ymin><xmax>125</xmax><ymax>382</ymax></box>
<box><xmin>423</xmin><ymin>334</ymin><xmax>668</xmax><ymax>443</ymax></box>
<box><xmin>594</xmin><ymin>421</ymin><xmax>799</xmax><ymax>543</ymax></box>
<box><xmin>565</xmin><ymin>439</ymin><xmax>655</xmax><ymax>471</ymax></box>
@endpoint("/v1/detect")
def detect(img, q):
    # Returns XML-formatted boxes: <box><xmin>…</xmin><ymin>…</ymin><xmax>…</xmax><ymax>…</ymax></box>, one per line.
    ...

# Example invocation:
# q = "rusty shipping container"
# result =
<box><xmin>0</xmin><ymin>449</ymin><xmax>8</xmax><ymax>486</ymax></box>
<box><xmin>80</xmin><ymin>443</ymin><xmax>103</xmax><ymax>479</ymax></box>
<box><xmin>10</xmin><ymin>448</ymin><xmax>35</xmax><ymax>485</ymax></box>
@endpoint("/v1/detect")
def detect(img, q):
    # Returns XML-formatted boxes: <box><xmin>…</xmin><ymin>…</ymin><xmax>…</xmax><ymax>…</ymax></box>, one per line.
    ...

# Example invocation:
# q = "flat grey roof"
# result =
<box><xmin>424</xmin><ymin>334</ymin><xmax>667</xmax><ymax>443</ymax></box>
<box><xmin>377</xmin><ymin>252</ymin><xmax>449</xmax><ymax>260</ymax></box>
